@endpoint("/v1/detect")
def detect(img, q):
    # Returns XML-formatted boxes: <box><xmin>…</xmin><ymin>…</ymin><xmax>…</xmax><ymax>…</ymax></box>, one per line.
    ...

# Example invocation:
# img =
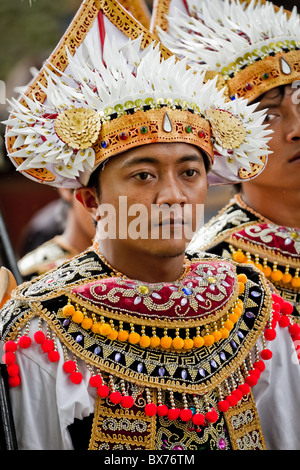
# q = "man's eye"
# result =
<box><xmin>135</xmin><ymin>172</ymin><xmax>151</xmax><ymax>180</ymax></box>
<box><xmin>264</xmin><ymin>113</ymin><xmax>276</xmax><ymax>123</ymax></box>
<box><xmin>183</xmin><ymin>169</ymin><xmax>198</xmax><ymax>177</ymax></box>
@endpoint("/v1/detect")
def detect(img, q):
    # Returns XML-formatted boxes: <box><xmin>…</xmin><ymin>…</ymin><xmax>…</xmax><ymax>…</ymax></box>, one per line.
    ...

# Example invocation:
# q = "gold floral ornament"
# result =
<box><xmin>55</xmin><ymin>108</ymin><xmax>101</xmax><ymax>150</ymax></box>
<box><xmin>205</xmin><ymin>109</ymin><xmax>246</xmax><ymax>150</ymax></box>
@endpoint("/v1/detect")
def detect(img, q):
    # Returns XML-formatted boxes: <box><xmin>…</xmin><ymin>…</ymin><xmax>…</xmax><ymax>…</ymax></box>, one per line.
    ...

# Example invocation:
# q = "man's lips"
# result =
<box><xmin>289</xmin><ymin>152</ymin><xmax>300</xmax><ymax>163</ymax></box>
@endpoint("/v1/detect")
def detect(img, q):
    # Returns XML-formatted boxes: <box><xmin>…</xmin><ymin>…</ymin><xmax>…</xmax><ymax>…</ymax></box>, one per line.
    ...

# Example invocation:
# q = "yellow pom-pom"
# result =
<box><xmin>72</xmin><ymin>310</ymin><xmax>84</xmax><ymax>323</ymax></box>
<box><xmin>150</xmin><ymin>336</ymin><xmax>161</xmax><ymax>348</ymax></box>
<box><xmin>108</xmin><ymin>329</ymin><xmax>118</xmax><ymax>341</ymax></box>
<box><xmin>237</xmin><ymin>273</ymin><xmax>247</xmax><ymax>284</ymax></box>
<box><xmin>91</xmin><ymin>322</ymin><xmax>101</xmax><ymax>334</ymax></box>
<box><xmin>204</xmin><ymin>334</ymin><xmax>214</xmax><ymax>347</ymax></box>
<box><xmin>282</xmin><ymin>273</ymin><xmax>292</xmax><ymax>284</ymax></box>
<box><xmin>99</xmin><ymin>323</ymin><xmax>112</xmax><ymax>336</ymax></box>
<box><xmin>292</xmin><ymin>277</ymin><xmax>300</xmax><ymax>288</ymax></box>
<box><xmin>183</xmin><ymin>338</ymin><xmax>194</xmax><ymax>350</ymax></box>
<box><xmin>262</xmin><ymin>266</ymin><xmax>272</xmax><ymax>277</ymax></box>
<box><xmin>238</xmin><ymin>282</ymin><xmax>245</xmax><ymax>295</ymax></box>
<box><xmin>271</xmin><ymin>270</ymin><xmax>283</xmax><ymax>282</ymax></box>
<box><xmin>160</xmin><ymin>336</ymin><xmax>172</xmax><ymax>349</ymax></box>
<box><xmin>220</xmin><ymin>327</ymin><xmax>230</xmax><ymax>339</ymax></box>
<box><xmin>81</xmin><ymin>317</ymin><xmax>93</xmax><ymax>330</ymax></box>
<box><xmin>193</xmin><ymin>336</ymin><xmax>204</xmax><ymax>348</ymax></box>
<box><xmin>224</xmin><ymin>319</ymin><xmax>234</xmax><ymax>331</ymax></box>
<box><xmin>128</xmin><ymin>331</ymin><xmax>140</xmax><ymax>344</ymax></box>
<box><xmin>232</xmin><ymin>251</ymin><xmax>245</xmax><ymax>263</ymax></box>
<box><xmin>139</xmin><ymin>335</ymin><xmax>151</xmax><ymax>348</ymax></box>
<box><xmin>229</xmin><ymin>313</ymin><xmax>239</xmax><ymax>324</ymax></box>
<box><xmin>172</xmin><ymin>337</ymin><xmax>184</xmax><ymax>350</ymax></box>
<box><xmin>62</xmin><ymin>304</ymin><xmax>75</xmax><ymax>317</ymax></box>
<box><xmin>233</xmin><ymin>306</ymin><xmax>242</xmax><ymax>317</ymax></box>
<box><xmin>212</xmin><ymin>330</ymin><xmax>222</xmax><ymax>342</ymax></box>
<box><xmin>118</xmin><ymin>330</ymin><xmax>129</xmax><ymax>342</ymax></box>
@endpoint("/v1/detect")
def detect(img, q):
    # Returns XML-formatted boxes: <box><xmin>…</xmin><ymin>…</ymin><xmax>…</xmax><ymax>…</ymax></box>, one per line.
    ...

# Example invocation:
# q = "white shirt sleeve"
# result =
<box><xmin>9</xmin><ymin>319</ymin><xmax>95</xmax><ymax>450</ymax></box>
<box><xmin>253</xmin><ymin>325</ymin><xmax>300</xmax><ymax>450</ymax></box>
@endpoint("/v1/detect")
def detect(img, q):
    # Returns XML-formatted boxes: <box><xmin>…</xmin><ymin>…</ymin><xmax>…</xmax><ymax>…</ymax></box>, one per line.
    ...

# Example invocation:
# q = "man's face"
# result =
<box><xmin>245</xmin><ymin>85</ymin><xmax>300</xmax><ymax>190</ymax></box>
<box><xmin>94</xmin><ymin>142</ymin><xmax>208</xmax><ymax>259</ymax></box>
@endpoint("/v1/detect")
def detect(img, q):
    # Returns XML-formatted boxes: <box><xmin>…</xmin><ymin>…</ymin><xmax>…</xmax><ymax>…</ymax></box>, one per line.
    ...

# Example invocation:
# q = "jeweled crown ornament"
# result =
<box><xmin>4</xmin><ymin>0</ymin><xmax>272</xmax><ymax>188</ymax></box>
<box><xmin>152</xmin><ymin>0</ymin><xmax>300</xmax><ymax>102</ymax></box>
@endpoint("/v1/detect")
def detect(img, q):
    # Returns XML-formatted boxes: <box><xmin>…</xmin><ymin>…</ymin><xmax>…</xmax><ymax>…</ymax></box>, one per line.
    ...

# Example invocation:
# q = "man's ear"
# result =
<box><xmin>75</xmin><ymin>187</ymin><xmax>99</xmax><ymax>219</ymax></box>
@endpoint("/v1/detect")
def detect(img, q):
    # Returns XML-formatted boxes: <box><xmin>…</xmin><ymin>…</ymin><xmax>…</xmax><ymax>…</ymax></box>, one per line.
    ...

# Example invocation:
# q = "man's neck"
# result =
<box><xmin>240</xmin><ymin>185</ymin><xmax>300</xmax><ymax>228</ymax></box>
<box><xmin>96</xmin><ymin>241</ymin><xmax>187</xmax><ymax>283</ymax></box>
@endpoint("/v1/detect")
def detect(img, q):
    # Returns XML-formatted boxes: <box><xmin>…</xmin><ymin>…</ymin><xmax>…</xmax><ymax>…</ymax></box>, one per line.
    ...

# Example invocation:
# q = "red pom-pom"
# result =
<box><xmin>109</xmin><ymin>391</ymin><xmax>122</xmax><ymax>404</ymax></box>
<box><xmin>48</xmin><ymin>350</ymin><xmax>60</xmax><ymax>362</ymax></box>
<box><xmin>89</xmin><ymin>374</ymin><xmax>102</xmax><ymax>388</ymax></box>
<box><xmin>3</xmin><ymin>341</ymin><xmax>17</xmax><ymax>353</ymax></box>
<box><xmin>289</xmin><ymin>324</ymin><xmax>300</xmax><ymax>336</ymax></box>
<box><xmin>245</xmin><ymin>374</ymin><xmax>258</xmax><ymax>387</ymax></box>
<box><xmin>226</xmin><ymin>394</ymin><xmax>238</xmax><ymax>407</ymax></box>
<box><xmin>253</xmin><ymin>360</ymin><xmax>265</xmax><ymax>372</ymax></box>
<box><xmin>145</xmin><ymin>403</ymin><xmax>157</xmax><ymax>416</ymax></box>
<box><xmin>7</xmin><ymin>363</ymin><xmax>19</xmax><ymax>377</ymax></box>
<box><xmin>272</xmin><ymin>293</ymin><xmax>284</xmax><ymax>305</ymax></box>
<box><xmin>180</xmin><ymin>409</ymin><xmax>193</xmax><ymax>422</ymax></box>
<box><xmin>279</xmin><ymin>315</ymin><xmax>291</xmax><ymax>328</ymax></box>
<box><xmin>249</xmin><ymin>368</ymin><xmax>261</xmax><ymax>378</ymax></box>
<box><xmin>121</xmin><ymin>395</ymin><xmax>134</xmax><ymax>408</ymax></box>
<box><xmin>218</xmin><ymin>400</ymin><xmax>230</xmax><ymax>412</ymax></box>
<box><xmin>273</xmin><ymin>310</ymin><xmax>281</xmax><ymax>322</ymax></box>
<box><xmin>238</xmin><ymin>383</ymin><xmax>250</xmax><ymax>395</ymax></box>
<box><xmin>97</xmin><ymin>385</ymin><xmax>110</xmax><ymax>398</ymax></box>
<box><xmin>2</xmin><ymin>352</ymin><xmax>15</xmax><ymax>366</ymax></box>
<box><xmin>18</xmin><ymin>335</ymin><xmax>31</xmax><ymax>349</ymax></box>
<box><xmin>41</xmin><ymin>339</ymin><xmax>54</xmax><ymax>353</ymax></box>
<box><xmin>264</xmin><ymin>328</ymin><xmax>276</xmax><ymax>341</ymax></box>
<box><xmin>70</xmin><ymin>371</ymin><xmax>83</xmax><ymax>384</ymax></box>
<box><xmin>34</xmin><ymin>331</ymin><xmax>46</xmax><ymax>344</ymax></box>
<box><xmin>261</xmin><ymin>348</ymin><xmax>273</xmax><ymax>360</ymax></box>
<box><xmin>8</xmin><ymin>376</ymin><xmax>21</xmax><ymax>387</ymax></box>
<box><xmin>157</xmin><ymin>404</ymin><xmax>168</xmax><ymax>417</ymax></box>
<box><xmin>168</xmin><ymin>408</ymin><xmax>180</xmax><ymax>420</ymax></box>
<box><xmin>281</xmin><ymin>301</ymin><xmax>293</xmax><ymax>316</ymax></box>
<box><xmin>63</xmin><ymin>360</ymin><xmax>76</xmax><ymax>373</ymax></box>
<box><xmin>232</xmin><ymin>389</ymin><xmax>243</xmax><ymax>401</ymax></box>
<box><xmin>206</xmin><ymin>408</ymin><xmax>218</xmax><ymax>423</ymax></box>
<box><xmin>192</xmin><ymin>412</ymin><xmax>205</xmax><ymax>426</ymax></box>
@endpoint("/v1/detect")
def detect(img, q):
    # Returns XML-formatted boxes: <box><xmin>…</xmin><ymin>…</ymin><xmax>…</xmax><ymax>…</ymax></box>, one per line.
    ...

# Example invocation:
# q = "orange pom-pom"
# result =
<box><xmin>183</xmin><ymin>338</ymin><xmax>194</xmax><ymax>350</ymax></box>
<box><xmin>172</xmin><ymin>337</ymin><xmax>184</xmax><ymax>350</ymax></box>
<box><xmin>91</xmin><ymin>323</ymin><xmax>101</xmax><ymax>334</ymax></box>
<box><xmin>108</xmin><ymin>329</ymin><xmax>118</xmax><ymax>340</ymax></box>
<box><xmin>204</xmin><ymin>334</ymin><xmax>214</xmax><ymax>347</ymax></box>
<box><xmin>224</xmin><ymin>320</ymin><xmax>234</xmax><ymax>331</ymax></box>
<box><xmin>229</xmin><ymin>313</ymin><xmax>239</xmax><ymax>324</ymax></box>
<box><xmin>72</xmin><ymin>311</ymin><xmax>84</xmax><ymax>323</ymax></box>
<box><xmin>150</xmin><ymin>336</ymin><xmax>160</xmax><ymax>348</ymax></box>
<box><xmin>219</xmin><ymin>328</ymin><xmax>230</xmax><ymax>339</ymax></box>
<box><xmin>238</xmin><ymin>282</ymin><xmax>245</xmax><ymax>295</ymax></box>
<box><xmin>237</xmin><ymin>273</ymin><xmax>247</xmax><ymax>284</ymax></box>
<box><xmin>232</xmin><ymin>251</ymin><xmax>245</xmax><ymax>263</ymax></box>
<box><xmin>271</xmin><ymin>270</ymin><xmax>283</xmax><ymax>282</ymax></box>
<box><xmin>81</xmin><ymin>317</ymin><xmax>93</xmax><ymax>330</ymax></box>
<box><xmin>193</xmin><ymin>336</ymin><xmax>204</xmax><ymax>348</ymax></box>
<box><xmin>99</xmin><ymin>323</ymin><xmax>112</xmax><ymax>336</ymax></box>
<box><xmin>212</xmin><ymin>330</ymin><xmax>222</xmax><ymax>342</ymax></box>
<box><xmin>160</xmin><ymin>336</ymin><xmax>172</xmax><ymax>349</ymax></box>
<box><xmin>62</xmin><ymin>304</ymin><xmax>75</xmax><ymax>317</ymax></box>
<box><xmin>118</xmin><ymin>330</ymin><xmax>129</xmax><ymax>342</ymax></box>
<box><xmin>292</xmin><ymin>277</ymin><xmax>300</xmax><ymax>288</ymax></box>
<box><xmin>128</xmin><ymin>331</ymin><xmax>140</xmax><ymax>344</ymax></box>
<box><xmin>139</xmin><ymin>335</ymin><xmax>151</xmax><ymax>348</ymax></box>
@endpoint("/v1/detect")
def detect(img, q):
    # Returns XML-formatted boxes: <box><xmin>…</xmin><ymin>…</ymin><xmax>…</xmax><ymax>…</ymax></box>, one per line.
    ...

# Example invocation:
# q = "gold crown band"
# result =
<box><xmin>228</xmin><ymin>50</ymin><xmax>300</xmax><ymax>101</ymax></box>
<box><xmin>93</xmin><ymin>107</ymin><xmax>213</xmax><ymax>167</ymax></box>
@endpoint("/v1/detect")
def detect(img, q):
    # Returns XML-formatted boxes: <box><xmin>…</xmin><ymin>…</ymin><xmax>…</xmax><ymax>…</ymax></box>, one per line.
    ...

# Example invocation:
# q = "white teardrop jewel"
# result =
<box><xmin>163</xmin><ymin>112</ymin><xmax>172</xmax><ymax>133</ymax></box>
<box><xmin>280</xmin><ymin>57</ymin><xmax>292</xmax><ymax>75</ymax></box>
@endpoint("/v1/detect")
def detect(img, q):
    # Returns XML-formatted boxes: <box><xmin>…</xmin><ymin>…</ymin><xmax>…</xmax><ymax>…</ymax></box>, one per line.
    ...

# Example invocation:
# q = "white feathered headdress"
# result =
<box><xmin>4</xmin><ymin>0</ymin><xmax>272</xmax><ymax>187</ymax></box>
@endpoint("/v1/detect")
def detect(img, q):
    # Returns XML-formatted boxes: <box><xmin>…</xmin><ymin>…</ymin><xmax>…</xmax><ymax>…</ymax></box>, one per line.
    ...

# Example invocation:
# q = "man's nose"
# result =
<box><xmin>155</xmin><ymin>176</ymin><xmax>187</xmax><ymax>207</ymax></box>
<box><xmin>285</xmin><ymin>100</ymin><xmax>300</xmax><ymax>143</ymax></box>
